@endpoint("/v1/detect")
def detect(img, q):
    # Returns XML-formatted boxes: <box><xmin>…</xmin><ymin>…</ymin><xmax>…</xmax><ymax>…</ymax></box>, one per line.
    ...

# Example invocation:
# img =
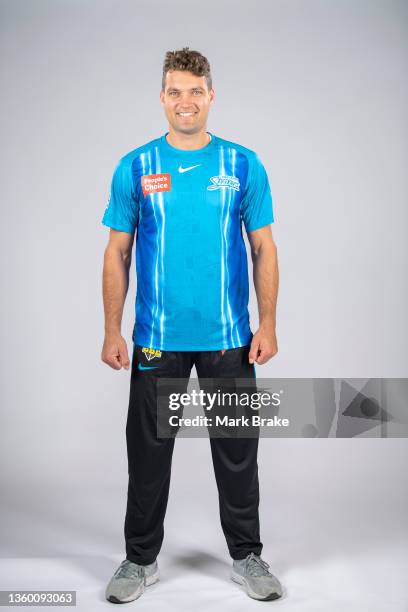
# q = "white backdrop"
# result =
<box><xmin>1</xmin><ymin>1</ymin><xmax>407</xmax><ymax>610</ymax></box>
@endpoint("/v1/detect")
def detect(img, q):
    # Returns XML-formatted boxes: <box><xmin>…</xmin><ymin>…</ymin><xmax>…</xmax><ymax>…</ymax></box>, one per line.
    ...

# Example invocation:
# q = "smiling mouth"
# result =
<box><xmin>177</xmin><ymin>112</ymin><xmax>198</xmax><ymax>117</ymax></box>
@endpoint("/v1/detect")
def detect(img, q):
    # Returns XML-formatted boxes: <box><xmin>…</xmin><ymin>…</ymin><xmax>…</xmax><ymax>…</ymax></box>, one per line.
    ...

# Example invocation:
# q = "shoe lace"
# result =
<box><xmin>114</xmin><ymin>560</ymin><xmax>144</xmax><ymax>580</ymax></box>
<box><xmin>246</xmin><ymin>552</ymin><xmax>272</xmax><ymax>577</ymax></box>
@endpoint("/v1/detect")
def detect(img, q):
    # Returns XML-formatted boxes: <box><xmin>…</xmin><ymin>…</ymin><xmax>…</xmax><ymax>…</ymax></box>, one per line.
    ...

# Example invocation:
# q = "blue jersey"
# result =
<box><xmin>102</xmin><ymin>132</ymin><xmax>274</xmax><ymax>351</ymax></box>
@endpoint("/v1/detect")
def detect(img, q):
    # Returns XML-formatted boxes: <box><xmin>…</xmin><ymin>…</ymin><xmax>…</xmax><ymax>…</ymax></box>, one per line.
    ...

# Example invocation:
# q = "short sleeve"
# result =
<box><xmin>240</xmin><ymin>153</ymin><xmax>274</xmax><ymax>233</ymax></box>
<box><xmin>102</xmin><ymin>158</ymin><xmax>139</xmax><ymax>234</ymax></box>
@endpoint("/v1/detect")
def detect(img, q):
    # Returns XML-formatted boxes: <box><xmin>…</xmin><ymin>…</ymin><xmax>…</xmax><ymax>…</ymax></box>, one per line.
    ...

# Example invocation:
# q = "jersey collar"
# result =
<box><xmin>160</xmin><ymin>131</ymin><xmax>216</xmax><ymax>156</ymax></box>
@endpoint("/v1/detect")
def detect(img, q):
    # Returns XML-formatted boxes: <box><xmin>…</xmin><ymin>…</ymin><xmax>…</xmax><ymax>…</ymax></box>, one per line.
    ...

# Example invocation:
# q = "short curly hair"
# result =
<box><xmin>162</xmin><ymin>47</ymin><xmax>212</xmax><ymax>91</ymax></box>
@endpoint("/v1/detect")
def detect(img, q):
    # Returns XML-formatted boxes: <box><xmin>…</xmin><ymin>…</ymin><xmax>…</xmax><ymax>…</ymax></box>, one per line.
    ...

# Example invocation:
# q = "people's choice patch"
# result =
<box><xmin>141</xmin><ymin>173</ymin><xmax>171</xmax><ymax>197</ymax></box>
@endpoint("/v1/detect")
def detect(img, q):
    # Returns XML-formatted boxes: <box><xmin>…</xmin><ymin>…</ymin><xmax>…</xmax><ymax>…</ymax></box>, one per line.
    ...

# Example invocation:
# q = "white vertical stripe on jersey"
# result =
<box><xmin>219</xmin><ymin>145</ymin><xmax>229</xmax><ymax>347</ymax></box>
<box><xmin>231</xmin><ymin>146</ymin><xmax>241</xmax><ymax>346</ymax></box>
<box><xmin>139</xmin><ymin>153</ymin><xmax>150</xmax><ymax>343</ymax></box>
<box><xmin>154</xmin><ymin>146</ymin><xmax>165</xmax><ymax>348</ymax></box>
<box><xmin>223</xmin><ymin>149</ymin><xmax>235</xmax><ymax>348</ymax></box>
<box><xmin>145</xmin><ymin>149</ymin><xmax>159</xmax><ymax>348</ymax></box>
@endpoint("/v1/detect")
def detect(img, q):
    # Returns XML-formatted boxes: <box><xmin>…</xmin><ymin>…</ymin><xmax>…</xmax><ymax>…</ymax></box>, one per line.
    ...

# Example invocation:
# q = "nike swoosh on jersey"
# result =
<box><xmin>138</xmin><ymin>363</ymin><xmax>159</xmax><ymax>371</ymax></box>
<box><xmin>178</xmin><ymin>164</ymin><xmax>201</xmax><ymax>173</ymax></box>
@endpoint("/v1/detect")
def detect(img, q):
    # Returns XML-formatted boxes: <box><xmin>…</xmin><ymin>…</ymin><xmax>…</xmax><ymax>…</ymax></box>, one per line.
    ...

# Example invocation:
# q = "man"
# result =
<box><xmin>101</xmin><ymin>47</ymin><xmax>282</xmax><ymax>603</ymax></box>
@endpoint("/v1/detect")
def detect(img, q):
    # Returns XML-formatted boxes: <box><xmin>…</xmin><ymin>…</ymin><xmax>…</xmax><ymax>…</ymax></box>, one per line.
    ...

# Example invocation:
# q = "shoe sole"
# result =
<box><xmin>106</xmin><ymin>569</ymin><xmax>160</xmax><ymax>604</ymax></box>
<box><xmin>231</xmin><ymin>570</ymin><xmax>282</xmax><ymax>601</ymax></box>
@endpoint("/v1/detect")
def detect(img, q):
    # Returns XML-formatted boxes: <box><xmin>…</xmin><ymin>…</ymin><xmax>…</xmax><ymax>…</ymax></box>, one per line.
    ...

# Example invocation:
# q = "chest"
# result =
<box><xmin>137</xmin><ymin>157</ymin><xmax>245</xmax><ymax>226</ymax></box>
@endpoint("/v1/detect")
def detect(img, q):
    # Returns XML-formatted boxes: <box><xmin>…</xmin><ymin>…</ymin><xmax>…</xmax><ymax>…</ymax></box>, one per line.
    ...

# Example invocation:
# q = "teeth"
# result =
<box><xmin>179</xmin><ymin>112</ymin><xmax>195</xmax><ymax>116</ymax></box>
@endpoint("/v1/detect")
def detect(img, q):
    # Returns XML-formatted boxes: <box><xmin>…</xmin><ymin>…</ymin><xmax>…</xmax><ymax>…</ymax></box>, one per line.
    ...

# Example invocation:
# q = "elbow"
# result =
<box><xmin>251</xmin><ymin>239</ymin><xmax>277</xmax><ymax>262</ymax></box>
<box><xmin>104</xmin><ymin>244</ymin><xmax>132</xmax><ymax>269</ymax></box>
<box><xmin>122</xmin><ymin>251</ymin><xmax>132</xmax><ymax>269</ymax></box>
<box><xmin>119</xmin><ymin>247</ymin><xmax>132</xmax><ymax>269</ymax></box>
<box><xmin>251</xmin><ymin>244</ymin><xmax>262</xmax><ymax>260</ymax></box>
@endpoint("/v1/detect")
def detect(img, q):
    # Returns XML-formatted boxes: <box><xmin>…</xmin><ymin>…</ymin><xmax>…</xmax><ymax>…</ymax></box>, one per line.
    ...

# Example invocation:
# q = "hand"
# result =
<box><xmin>248</xmin><ymin>326</ymin><xmax>278</xmax><ymax>365</ymax></box>
<box><xmin>101</xmin><ymin>333</ymin><xmax>130</xmax><ymax>370</ymax></box>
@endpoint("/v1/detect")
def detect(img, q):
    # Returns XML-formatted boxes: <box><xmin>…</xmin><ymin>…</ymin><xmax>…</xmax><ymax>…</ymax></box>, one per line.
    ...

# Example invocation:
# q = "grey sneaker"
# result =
<box><xmin>231</xmin><ymin>552</ymin><xmax>283</xmax><ymax>601</ymax></box>
<box><xmin>105</xmin><ymin>559</ymin><xmax>159</xmax><ymax>604</ymax></box>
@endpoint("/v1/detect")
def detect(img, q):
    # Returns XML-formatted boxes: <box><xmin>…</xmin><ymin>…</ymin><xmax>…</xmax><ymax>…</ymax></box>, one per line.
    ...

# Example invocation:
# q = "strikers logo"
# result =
<box><xmin>142</xmin><ymin>347</ymin><xmax>162</xmax><ymax>361</ymax></box>
<box><xmin>141</xmin><ymin>173</ymin><xmax>171</xmax><ymax>197</ymax></box>
<box><xmin>207</xmin><ymin>175</ymin><xmax>240</xmax><ymax>191</ymax></box>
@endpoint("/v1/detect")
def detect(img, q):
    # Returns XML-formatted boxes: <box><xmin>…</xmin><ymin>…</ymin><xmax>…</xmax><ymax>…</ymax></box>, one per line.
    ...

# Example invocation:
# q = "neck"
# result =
<box><xmin>165</xmin><ymin>128</ymin><xmax>211</xmax><ymax>150</ymax></box>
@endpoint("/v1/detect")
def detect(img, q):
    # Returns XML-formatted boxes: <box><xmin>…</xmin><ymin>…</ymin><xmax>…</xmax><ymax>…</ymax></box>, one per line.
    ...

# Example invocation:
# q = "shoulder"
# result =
<box><xmin>114</xmin><ymin>136</ymin><xmax>162</xmax><ymax>170</ymax></box>
<box><xmin>213</xmin><ymin>136</ymin><xmax>267</xmax><ymax>191</ymax></box>
<box><xmin>212</xmin><ymin>134</ymin><xmax>259</xmax><ymax>162</ymax></box>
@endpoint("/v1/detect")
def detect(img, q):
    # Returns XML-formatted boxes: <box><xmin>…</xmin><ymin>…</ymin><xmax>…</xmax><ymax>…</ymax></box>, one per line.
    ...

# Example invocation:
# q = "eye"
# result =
<box><xmin>168</xmin><ymin>91</ymin><xmax>178</xmax><ymax>96</ymax></box>
<box><xmin>193</xmin><ymin>90</ymin><xmax>202</xmax><ymax>95</ymax></box>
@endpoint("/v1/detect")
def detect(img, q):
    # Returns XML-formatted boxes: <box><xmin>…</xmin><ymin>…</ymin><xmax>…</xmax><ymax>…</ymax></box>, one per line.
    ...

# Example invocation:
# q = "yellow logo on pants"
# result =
<box><xmin>142</xmin><ymin>347</ymin><xmax>162</xmax><ymax>361</ymax></box>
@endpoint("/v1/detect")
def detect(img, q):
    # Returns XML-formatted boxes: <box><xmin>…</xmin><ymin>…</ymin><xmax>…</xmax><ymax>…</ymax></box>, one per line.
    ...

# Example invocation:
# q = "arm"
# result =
<box><xmin>101</xmin><ymin>228</ymin><xmax>135</xmax><ymax>370</ymax></box>
<box><xmin>247</xmin><ymin>225</ymin><xmax>279</xmax><ymax>365</ymax></box>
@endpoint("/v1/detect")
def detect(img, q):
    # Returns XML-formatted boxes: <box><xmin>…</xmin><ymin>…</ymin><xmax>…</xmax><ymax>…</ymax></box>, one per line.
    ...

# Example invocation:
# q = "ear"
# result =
<box><xmin>209</xmin><ymin>88</ymin><xmax>215</xmax><ymax>104</ymax></box>
<box><xmin>159</xmin><ymin>89</ymin><xmax>165</xmax><ymax>105</ymax></box>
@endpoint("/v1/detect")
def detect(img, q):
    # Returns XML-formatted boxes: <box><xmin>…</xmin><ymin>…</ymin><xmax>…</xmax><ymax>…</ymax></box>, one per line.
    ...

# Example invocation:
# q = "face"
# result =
<box><xmin>160</xmin><ymin>70</ymin><xmax>215</xmax><ymax>135</ymax></box>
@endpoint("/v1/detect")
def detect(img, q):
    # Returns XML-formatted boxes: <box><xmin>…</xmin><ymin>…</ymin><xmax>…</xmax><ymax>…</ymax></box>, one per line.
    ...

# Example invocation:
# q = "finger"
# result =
<box><xmin>256</xmin><ymin>345</ymin><xmax>274</xmax><ymax>365</ymax></box>
<box><xmin>248</xmin><ymin>338</ymin><xmax>260</xmax><ymax>364</ymax></box>
<box><xmin>102</xmin><ymin>346</ymin><xmax>122</xmax><ymax>369</ymax></box>
<box><xmin>118</xmin><ymin>344</ymin><xmax>130</xmax><ymax>370</ymax></box>
<box><xmin>108</xmin><ymin>350</ymin><xmax>122</xmax><ymax>369</ymax></box>
<box><xmin>256</xmin><ymin>351</ymin><xmax>269</xmax><ymax>365</ymax></box>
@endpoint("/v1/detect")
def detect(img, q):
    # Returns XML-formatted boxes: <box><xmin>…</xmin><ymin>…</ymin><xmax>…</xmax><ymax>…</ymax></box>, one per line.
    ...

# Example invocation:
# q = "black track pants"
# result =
<box><xmin>124</xmin><ymin>344</ymin><xmax>263</xmax><ymax>565</ymax></box>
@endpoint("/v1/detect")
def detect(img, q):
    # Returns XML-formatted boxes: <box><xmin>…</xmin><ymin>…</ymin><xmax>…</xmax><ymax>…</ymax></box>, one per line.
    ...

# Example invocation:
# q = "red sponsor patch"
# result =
<box><xmin>141</xmin><ymin>173</ymin><xmax>171</xmax><ymax>197</ymax></box>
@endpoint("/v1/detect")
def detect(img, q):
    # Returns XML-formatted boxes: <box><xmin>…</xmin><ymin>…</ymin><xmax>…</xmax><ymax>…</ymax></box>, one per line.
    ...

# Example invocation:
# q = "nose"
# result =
<box><xmin>177</xmin><ymin>91</ymin><xmax>197</xmax><ymax>106</ymax></box>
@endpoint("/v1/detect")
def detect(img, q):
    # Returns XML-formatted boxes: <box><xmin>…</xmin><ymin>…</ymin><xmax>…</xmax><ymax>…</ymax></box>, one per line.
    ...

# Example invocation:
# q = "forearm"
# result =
<box><xmin>102</xmin><ymin>246</ymin><xmax>131</xmax><ymax>335</ymax></box>
<box><xmin>252</xmin><ymin>241</ymin><xmax>279</xmax><ymax>330</ymax></box>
